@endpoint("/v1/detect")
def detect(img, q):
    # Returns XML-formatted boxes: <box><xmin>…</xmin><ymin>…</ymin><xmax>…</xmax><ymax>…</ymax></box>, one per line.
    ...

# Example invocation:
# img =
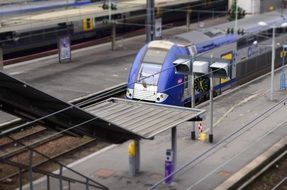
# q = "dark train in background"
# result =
<box><xmin>0</xmin><ymin>0</ymin><xmax>228</xmax><ymax>59</ymax></box>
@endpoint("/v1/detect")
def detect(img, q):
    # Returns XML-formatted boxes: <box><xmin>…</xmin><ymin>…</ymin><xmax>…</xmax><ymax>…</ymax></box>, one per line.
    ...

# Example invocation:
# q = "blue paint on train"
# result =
<box><xmin>127</xmin><ymin>34</ymin><xmax>237</xmax><ymax>106</ymax></box>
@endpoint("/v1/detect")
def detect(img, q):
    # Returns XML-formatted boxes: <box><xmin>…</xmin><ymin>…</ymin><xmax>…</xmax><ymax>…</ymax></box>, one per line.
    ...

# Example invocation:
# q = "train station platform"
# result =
<box><xmin>25</xmin><ymin>62</ymin><xmax>287</xmax><ymax>190</ymax></box>
<box><xmin>0</xmin><ymin>16</ymin><xmax>227</xmax><ymax>124</ymax></box>
<box><xmin>2</xmin><ymin>16</ymin><xmax>286</xmax><ymax>189</ymax></box>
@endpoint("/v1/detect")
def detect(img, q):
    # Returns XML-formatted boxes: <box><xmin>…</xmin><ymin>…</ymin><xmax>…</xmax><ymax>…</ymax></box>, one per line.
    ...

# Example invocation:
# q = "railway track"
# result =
<box><xmin>272</xmin><ymin>176</ymin><xmax>287</xmax><ymax>190</ymax></box>
<box><xmin>0</xmin><ymin>83</ymin><xmax>126</xmax><ymax>190</ymax></box>
<box><xmin>0</xmin><ymin>83</ymin><xmax>127</xmax><ymax>136</ymax></box>
<box><xmin>0</xmin><ymin>136</ymin><xmax>97</xmax><ymax>184</ymax></box>
<box><xmin>239</xmin><ymin>150</ymin><xmax>287</xmax><ymax>190</ymax></box>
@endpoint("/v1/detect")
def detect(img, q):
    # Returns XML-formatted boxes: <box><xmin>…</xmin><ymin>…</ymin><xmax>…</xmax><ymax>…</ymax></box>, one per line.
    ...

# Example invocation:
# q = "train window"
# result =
<box><xmin>187</xmin><ymin>45</ymin><xmax>197</xmax><ymax>56</ymax></box>
<box><xmin>95</xmin><ymin>16</ymin><xmax>108</xmax><ymax>23</ymax></box>
<box><xmin>237</xmin><ymin>35</ymin><xmax>256</xmax><ymax>49</ymax></box>
<box><xmin>237</xmin><ymin>38</ymin><xmax>246</xmax><ymax>49</ymax></box>
<box><xmin>276</xmin><ymin>27</ymin><xmax>287</xmax><ymax>35</ymax></box>
<box><xmin>142</xmin><ymin>48</ymin><xmax>168</xmax><ymax>64</ymax></box>
<box><xmin>137</xmin><ymin>63</ymin><xmax>162</xmax><ymax>85</ymax></box>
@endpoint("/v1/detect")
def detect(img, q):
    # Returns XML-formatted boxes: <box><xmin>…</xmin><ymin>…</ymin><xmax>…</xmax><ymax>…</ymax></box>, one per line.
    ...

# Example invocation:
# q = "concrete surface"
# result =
<box><xmin>26</xmin><ymin>68</ymin><xmax>287</xmax><ymax>190</ymax></box>
<box><xmin>2</xmin><ymin>16</ymin><xmax>286</xmax><ymax>190</ymax></box>
<box><xmin>215</xmin><ymin>136</ymin><xmax>287</xmax><ymax>190</ymax></box>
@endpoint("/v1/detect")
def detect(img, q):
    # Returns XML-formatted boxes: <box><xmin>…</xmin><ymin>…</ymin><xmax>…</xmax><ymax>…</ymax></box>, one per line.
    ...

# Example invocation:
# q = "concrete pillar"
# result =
<box><xmin>128</xmin><ymin>140</ymin><xmax>140</xmax><ymax>176</ymax></box>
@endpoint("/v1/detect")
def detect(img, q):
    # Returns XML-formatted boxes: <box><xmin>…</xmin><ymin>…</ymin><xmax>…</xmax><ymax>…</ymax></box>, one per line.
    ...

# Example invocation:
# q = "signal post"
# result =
<box><xmin>173</xmin><ymin>55</ymin><xmax>230</xmax><ymax>143</ymax></box>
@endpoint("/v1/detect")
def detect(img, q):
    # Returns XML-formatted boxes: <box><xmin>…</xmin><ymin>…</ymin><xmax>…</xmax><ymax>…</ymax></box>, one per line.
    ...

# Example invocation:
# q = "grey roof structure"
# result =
<box><xmin>85</xmin><ymin>98</ymin><xmax>205</xmax><ymax>139</ymax></box>
<box><xmin>0</xmin><ymin>71</ymin><xmax>205</xmax><ymax>143</ymax></box>
<box><xmin>171</xmin><ymin>11</ymin><xmax>287</xmax><ymax>46</ymax></box>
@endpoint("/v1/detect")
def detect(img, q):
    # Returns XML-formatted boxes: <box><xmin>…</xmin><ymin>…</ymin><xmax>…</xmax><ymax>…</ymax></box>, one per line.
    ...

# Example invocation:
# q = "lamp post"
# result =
<box><xmin>209</xmin><ymin>55</ymin><xmax>214</xmax><ymax>143</ymax></box>
<box><xmin>257</xmin><ymin>22</ymin><xmax>287</xmax><ymax>101</ymax></box>
<box><xmin>271</xmin><ymin>25</ymin><xmax>275</xmax><ymax>101</ymax></box>
<box><xmin>174</xmin><ymin>55</ymin><xmax>230</xmax><ymax>143</ymax></box>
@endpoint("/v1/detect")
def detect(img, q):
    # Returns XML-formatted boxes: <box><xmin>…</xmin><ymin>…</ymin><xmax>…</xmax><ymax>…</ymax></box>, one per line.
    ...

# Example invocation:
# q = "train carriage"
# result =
<box><xmin>126</xmin><ymin>11</ymin><xmax>287</xmax><ymax>106</ymax></box>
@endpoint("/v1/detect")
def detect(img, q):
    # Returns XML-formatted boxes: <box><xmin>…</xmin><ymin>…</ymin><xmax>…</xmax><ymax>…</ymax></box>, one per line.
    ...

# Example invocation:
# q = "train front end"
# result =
<box><xmin>126</xmin><ymin>40</ymin><xmax>188</xmax><ymax>106</ymax></box>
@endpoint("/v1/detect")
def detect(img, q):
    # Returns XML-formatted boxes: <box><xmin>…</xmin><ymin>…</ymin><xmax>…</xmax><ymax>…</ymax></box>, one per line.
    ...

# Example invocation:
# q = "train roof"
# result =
<box><xmin>171</xmin><ymin>11</ymin><xmax>287</xmax><ymax>47</ymax></box>
<box><xmin>214</xmin><ymin>11</ymin><xmax>287</xmax><ymax>35</ymax></box>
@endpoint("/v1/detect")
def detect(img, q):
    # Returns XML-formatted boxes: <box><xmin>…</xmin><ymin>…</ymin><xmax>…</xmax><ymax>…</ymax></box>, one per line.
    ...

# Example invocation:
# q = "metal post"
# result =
<box><xmin>28</xmin><ymin>150</ymin><xmax>34</xmax><ymax>190</ymax></box>
<box><xmin>108</xmin><ymin>0</ymin><xmax>111</xmax><ymax>21</ymax></box>
<box><xmin>135</xmin><ymin>139</ymin><xmax>140</xmax><ymax>173</ymax></box>
<box><xmin>191</xmin><ymin>72</ymin><xmax>196</xmax><ymax>140</ymax></box>
<box><xmin>0</xmin><ymin>46</ymin><xmax>3</xmax><ymax>70</ymax></box>
<box><xmin>47</xmin><ymin>175</ymin><xmax>50</xmax><ymax>190</ymax></box>
<box><xmin>283</xmin><ymin>46</ymin><xmax>286</xmax><ymax>89</ymax></box>
<box><xmin>209</xmin><ymin>56</ymin><xmax>214</xmax><ymax>143</ymax></box>
<box><xmin>171</xmin><ymin>127</ymin><xmax>177</xmax><ymax>170</ymax></box>
<box><xmin>59</xmin><ymin>166</ymin><xmax>63</xmax><ymax>190</ymax></box>
<box><xmin>111</xmin><ymin>23</ymin><xmax>116</xmax><ymax>50</ymax></box>
<box><xmin>19</xmin><ymin>168</ymin><xmax>23</xmax><ymax>190</ymax></box>
<box><xmin>280</xmin><ymin>46</ymin><xmax>285</xmax><ymax>90</ymax></box>
<box><xmin>271</xmin><ymin>26</ymin><xmax>275</xmax><ymax>101</ymax></box>
<box><xmin>128</xmin><ymin>140</ymin><xmax>136</xmax><ymax>176</ymax></box>
<box><xmin>146</xmin><ymin>0</ymin><xmax>155</xmax><ymax>42</ymax></box>
<box><xmin>234</xmin><ymin>0</ymin><xmax>238</xmax><ymax>37</ymax></box>
<box><xmin>186</xmin><ymin>10</ymin><xmax>191</xmax><ymax>32</ymax></box>
<box><xmin>86</xmin><ymin>178</ymin><xmax>89</xmax><ymax>190</ymax></box>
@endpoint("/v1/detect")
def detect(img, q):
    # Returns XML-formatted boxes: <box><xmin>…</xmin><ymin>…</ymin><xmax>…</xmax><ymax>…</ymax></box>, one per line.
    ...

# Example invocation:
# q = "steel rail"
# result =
<box><xmin>238</xmin><ymin>150</ymin><xmax>287</xmax><ymax>190</ymax></box>
<box><xmin>0</xmin><ymin>138</ymin><xmax>97</xmax><ymax>183</ymax></box>
<box><xmin>0</xmin><ymin>85</ymin><xmax>127</xmax><ymax>186</ymax></box>
<box><xmin>149</xmin><ymin>97</ymin><xmax>287</xmax><ymax>189</ymax></box>
<box><xmin>0</xmin><ymin>116</ymin><xmax>107</xmax><ymax>189</ymax></box>
<box><xmin>0</xmin><ymin>128</ymin><xmax>47</xmax><ymax>149</ymax></box>
<box><xmin>0</xmin><ymin>133</ymin><xmax>63</xmax><ymax>160</ymax></box>
<box><xmin>272</xmin><ymin>176</ymin><xmax>287</xmax><ymax>190</ymax></box>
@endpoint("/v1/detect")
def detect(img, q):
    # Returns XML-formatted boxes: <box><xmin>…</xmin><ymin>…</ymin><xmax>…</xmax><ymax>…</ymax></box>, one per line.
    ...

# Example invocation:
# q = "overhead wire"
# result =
<box><xmin>149</xmin><ymin>96</ymin><xmax>287</xmax><ymax>190</ymax></box>
<box><xmin>1</xmin><ymin>0</ymin><xmax>282</xmax><ymax>181</ymax></box>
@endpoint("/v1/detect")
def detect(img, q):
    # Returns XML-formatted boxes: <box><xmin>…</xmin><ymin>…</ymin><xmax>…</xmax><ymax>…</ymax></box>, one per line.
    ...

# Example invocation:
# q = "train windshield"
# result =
<box><xmin>137</xmin><ymin>63</ymin><xmax>162</xmax><ymax>85</ymax></box>
<box><xmin>142</xmin><ymin>48</ymin><xmax>168</xmax><ymax>64</ymax></box>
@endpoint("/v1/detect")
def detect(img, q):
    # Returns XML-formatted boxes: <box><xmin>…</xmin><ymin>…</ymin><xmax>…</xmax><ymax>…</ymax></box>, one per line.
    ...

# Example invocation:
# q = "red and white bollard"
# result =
<box><xmin>198</xmin><ymin>122</ymin><xmax>203</xmax><ymax>133</ymax></box>
<box><xmin>198</xmin><ymin>122</ymin><xmax>207</xmax><ymax>142</ymax></box>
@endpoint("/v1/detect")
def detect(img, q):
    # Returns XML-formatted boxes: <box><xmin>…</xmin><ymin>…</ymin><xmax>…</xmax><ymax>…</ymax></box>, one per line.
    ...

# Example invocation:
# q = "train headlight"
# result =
<box><xmin>156</xmin><ymin>93</ymin><xmax>168</xmax><ymax>103</ymax></box>
<box><xmin>126</xmin><ymin>88</ymin><xmax>134</xmax><ymax>99</ymax></box>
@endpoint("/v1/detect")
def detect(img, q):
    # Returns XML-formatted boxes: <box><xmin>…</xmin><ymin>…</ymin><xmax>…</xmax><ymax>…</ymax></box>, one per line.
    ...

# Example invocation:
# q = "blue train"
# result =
<box><xmin>126</xmin><ymin>11</ymin><xmax>287</xmax><ymax>106</ymax></box>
